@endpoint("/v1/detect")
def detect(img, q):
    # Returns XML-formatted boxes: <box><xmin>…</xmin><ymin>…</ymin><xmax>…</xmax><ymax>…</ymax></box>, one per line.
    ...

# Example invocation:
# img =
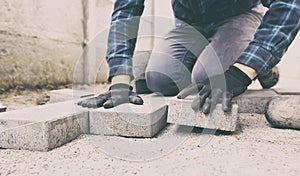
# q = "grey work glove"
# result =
<box><xmin>177</xmin><ymin>66</ymin><xmax>252</xmax><ymax>114</ymax></box>
<box><xmin>77</xmin><ymin>83</ymin><xmax>143</xmax><ymax>108</ymax></box>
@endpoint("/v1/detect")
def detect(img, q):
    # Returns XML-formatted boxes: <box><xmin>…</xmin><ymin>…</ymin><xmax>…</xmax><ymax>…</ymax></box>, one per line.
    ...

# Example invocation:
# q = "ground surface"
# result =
<box><xmin>0</xmin><ymin>113</ymin><xmax>299</xmax><ymax>176</ymax></box>
<box><xmin>0</xmin><ymin>86</ymin><xmax>300</xmax><ymax>176</ymax></box>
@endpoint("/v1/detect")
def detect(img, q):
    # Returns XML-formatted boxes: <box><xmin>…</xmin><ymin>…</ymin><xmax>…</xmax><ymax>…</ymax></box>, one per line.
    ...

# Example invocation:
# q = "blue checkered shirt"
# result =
<box><xmin>106</xmin><ymin>0</ymin><xmax>300</xmax><ymax>81</ymax></box>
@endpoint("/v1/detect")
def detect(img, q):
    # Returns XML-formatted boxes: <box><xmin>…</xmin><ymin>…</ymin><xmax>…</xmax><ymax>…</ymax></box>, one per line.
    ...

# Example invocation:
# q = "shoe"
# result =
<box><xmin>258</xmin><ymin>66</ymin><xmax>279</xmax><ymax>89</ymax></box>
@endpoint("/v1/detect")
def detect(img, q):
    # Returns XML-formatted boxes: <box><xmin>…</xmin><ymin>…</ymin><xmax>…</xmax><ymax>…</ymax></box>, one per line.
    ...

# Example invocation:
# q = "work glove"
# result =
<box><xmin>77</xmin><ymin>83</ymin><xmax>143</xmax><ymax>108</ymax></box>
<box><xmin>177</xmin><ymin>66</ymin><xmax>252</xmax><ymax>114</ymax></box>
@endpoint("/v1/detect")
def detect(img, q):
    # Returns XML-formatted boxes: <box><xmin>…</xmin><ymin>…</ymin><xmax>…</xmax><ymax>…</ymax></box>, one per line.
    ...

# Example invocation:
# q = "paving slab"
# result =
<box><xmin>233</xmin><ymin>89</ymin><xmax>279</xmax><ymax>114</ymax></box>
<box><xmin>89</xmin><ymin>94</ymin><xmax>168</xmax><ymax>137</ymax></box>
<box><xmin>273</xmin><ymin>88</ymin><xmax>300</xmax><ymax>95</ymax></box>
<box><xmin>0</xmin><ymin>101</ymin><xmax>89</xmax><ymax>151</ymax></box>
<box><xmin>168</xmin><ymin>96</ymin><xmax>238</xmax><ymax>132</ymax></box>
<box><xmin>265</xmin><ymin>95</ymin><xmax>300</xmax><ymax>130</ymax></box>
<box><xmin>48</xmin><ymin>89</ymin><xmax>94</xmax><ymax>103</ymax></box>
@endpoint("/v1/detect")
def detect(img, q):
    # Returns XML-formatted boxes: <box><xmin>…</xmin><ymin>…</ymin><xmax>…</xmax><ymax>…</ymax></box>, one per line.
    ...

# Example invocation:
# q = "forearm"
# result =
<box><xmin>106</xmin><ymin>0</ymin><xmax>145</xmax><ymax>82</ymax></box>
<box><xmin>111</xmin><ymin>75</ymin><xmax>131</xmax><ymax>85</ymax></box>
<box><xmin>233</xmin><ymin>63</ymin><xmax>257</xmax><ymax>80</ymax></box>
<box><xmin>235</xmin><ymin>0</ymin><xmax>300</xmax><ymax>75</ymax></box>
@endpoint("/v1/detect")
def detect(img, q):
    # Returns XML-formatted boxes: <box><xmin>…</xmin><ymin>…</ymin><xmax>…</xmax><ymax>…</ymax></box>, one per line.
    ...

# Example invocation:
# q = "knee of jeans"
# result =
<box><xmin>145</xmin><ymin>71</ymin><xmax>180</xmax><ymax>96</ymax></box>
<box><xmin>191</xmin><ymin>69</ymin><xmax>208</xmax><ymax>83</ymax></box>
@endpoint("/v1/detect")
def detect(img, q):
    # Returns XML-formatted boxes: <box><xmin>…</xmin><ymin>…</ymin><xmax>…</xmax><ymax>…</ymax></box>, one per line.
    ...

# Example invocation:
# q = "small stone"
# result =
<box><xmin>265</xmin><ymin>96</ymin><xmax>300</xmax><ymax>130</ymax></box>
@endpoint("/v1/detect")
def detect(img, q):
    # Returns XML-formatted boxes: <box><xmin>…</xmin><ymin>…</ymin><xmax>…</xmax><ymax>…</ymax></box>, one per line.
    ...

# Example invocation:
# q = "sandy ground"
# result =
<box><xmin>0</xmin><ymin>114</ymin><xmax>299</xmax><ymax>176</ymax></box>
<box><xmin>0</xmin><ymin>87</ymin><xmax>300</xmax><ymax>176</ymax></box>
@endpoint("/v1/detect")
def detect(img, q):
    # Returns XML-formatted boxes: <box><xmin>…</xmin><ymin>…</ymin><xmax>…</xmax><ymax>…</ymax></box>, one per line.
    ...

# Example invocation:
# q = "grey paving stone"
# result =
<box><xmin>233</xmin><ymin>89</ymin><xmax>279</xmax><ymax>114</ymax></box>
<box><xmin>265</xmin><ymin>96</ymin><xmax>300</xmax><ymax>130</ymax></box>
<box><xmin>89</xmin><ymin>94</ymin><xmax>168</xmax><ymax>137</ymax></box>
<box><xmin>167</xmin><ymin>96</ymin><xmax>238</xmax><ymax>132</ymax></box>
<box><xmin>273</xmin><ymin>88</ymin><xmax>300</xmax><ymax>95</ymax></box>
<box><xmin>49</xmin><ymin>89</ymin><xmax>94</xmax><ymax>103</ymax></box>
<box><xmin>0</xmin><ymin>101</ymin><xmax>89</xmax><ymax>151</ymax></box>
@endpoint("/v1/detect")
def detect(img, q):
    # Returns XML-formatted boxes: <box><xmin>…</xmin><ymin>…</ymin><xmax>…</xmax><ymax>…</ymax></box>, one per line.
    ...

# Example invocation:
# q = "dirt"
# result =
<box><xmin>0</xmin><ymin>85</ymin><xmax>72</xmax><ymax>111</ymax></box>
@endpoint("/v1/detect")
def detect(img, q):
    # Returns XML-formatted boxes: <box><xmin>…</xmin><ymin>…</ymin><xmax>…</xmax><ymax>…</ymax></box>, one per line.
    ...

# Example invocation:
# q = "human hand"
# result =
<box><xmin>77</xmin><ymin>83</ymin><xmax>143</xmax><ymax>108</ymax></box>
<box><xmin>177</xmin><ymin>66</ymin><xmax>252</xmax><ymax>114</ymax></box>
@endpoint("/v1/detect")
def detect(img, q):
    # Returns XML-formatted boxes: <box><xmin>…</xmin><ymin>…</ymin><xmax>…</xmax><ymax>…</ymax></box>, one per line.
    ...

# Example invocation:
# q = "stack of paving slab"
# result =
<box><xmin>0</xmin><ymin>88</ymin><xmax>282</xmax><ymax>152</ymax></box>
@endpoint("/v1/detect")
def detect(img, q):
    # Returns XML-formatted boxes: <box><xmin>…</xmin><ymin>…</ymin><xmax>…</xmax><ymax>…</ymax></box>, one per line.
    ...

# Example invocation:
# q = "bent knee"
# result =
<box><xmin>145</xmin><ymin>71</ymin><xmax>180</xmax><ymax>96</ymax></box>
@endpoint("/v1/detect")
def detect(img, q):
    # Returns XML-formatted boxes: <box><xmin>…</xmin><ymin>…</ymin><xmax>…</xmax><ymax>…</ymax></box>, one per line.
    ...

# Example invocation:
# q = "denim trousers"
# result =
<box><xmin>145</xmin><ymin>5</ymin><xmax>264</xmax><ymax>96</ymax></box>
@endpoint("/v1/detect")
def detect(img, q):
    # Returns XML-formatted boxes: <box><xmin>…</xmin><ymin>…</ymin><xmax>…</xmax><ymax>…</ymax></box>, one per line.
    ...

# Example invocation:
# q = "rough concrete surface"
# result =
<box><xmin>168</xmin><ymin>96</ymin><xmax>239</xmax><ymax>132</ymax></box>
<box><xmin>0</xmin><ymin>113</ymin><xmax>299</xmax><ymax>176</ymax></box>
<box><xmin>234</xmin><ymin>89</ymin><xmax>279</xmax><ymax>114</ymax></box>
<box><xmin>0</xmin><ymin>101</ymin><xmax>89</xmax><ymax>151</ymax></box>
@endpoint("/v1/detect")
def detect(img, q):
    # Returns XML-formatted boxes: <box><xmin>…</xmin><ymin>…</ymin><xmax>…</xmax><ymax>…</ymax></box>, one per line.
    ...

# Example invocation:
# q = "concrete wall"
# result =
<box><xmin>0</xmin><ymin>0</ymin><xmax>84</xmax><ymax>90</ymax></box>
<box><xmin>0</xmin><ymin>0</ymin><xmax>118</xmax><ymax>90</ymax></box>
<box><xmin>0</xmin><ymin>0</ymin><xmax>174</xmax><ymax>89</ymax></box>
<box><xmin>1</xmin><ymin>0</ymin><xmax>297</xmax><ymax>90</ymax></box>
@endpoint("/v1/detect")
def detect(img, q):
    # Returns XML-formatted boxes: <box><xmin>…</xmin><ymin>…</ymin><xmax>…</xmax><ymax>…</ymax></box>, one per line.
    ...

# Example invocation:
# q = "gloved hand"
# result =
<box><xmin>77</xmin><ymin>83</ymin><xmax>143</xmax><ymax>108</ymax></box>
<box><xmin>177</xmin><ymin>66</ymin><xmax>252</xmax><ymax>114</ymax></box>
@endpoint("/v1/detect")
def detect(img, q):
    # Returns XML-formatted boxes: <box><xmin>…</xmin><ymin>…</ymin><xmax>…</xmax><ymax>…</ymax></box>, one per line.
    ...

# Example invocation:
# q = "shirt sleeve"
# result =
<box><xmin>106</xmin><ymin>0</ymin><xmax>145</xmax><ymax>82</ymax></box>
<box><xmin>236</xmin><ymin>0</ymin><xmax>300</xmax><ymax>75</ymax></box>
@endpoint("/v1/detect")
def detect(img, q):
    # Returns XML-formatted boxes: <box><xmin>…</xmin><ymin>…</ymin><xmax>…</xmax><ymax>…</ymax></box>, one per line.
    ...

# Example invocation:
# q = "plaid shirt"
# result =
<box><xmin>106</xmin><ymin>0</ymin><xmax>300</xmax><ymax>81</ymax></box>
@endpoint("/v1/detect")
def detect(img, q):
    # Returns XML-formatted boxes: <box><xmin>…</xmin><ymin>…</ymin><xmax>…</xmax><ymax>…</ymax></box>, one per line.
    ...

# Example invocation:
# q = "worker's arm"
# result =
<box><xmin>178</xmin><ymin>0</ymin><xmax>300</xmax><ymax>113</ymax></box>
<box><xmin>106</xmin><ymin>0</ymin><xmax>145</xmax><ymax>84</ymax></box>
<box><xmin>235</xmin><ymin>0</ymin><xmax>300</xmax><ymax>75</ymax></box>
<box><xmin>78</xmin><ymin>0</ymin><xmax>145</xmax><ymax>109</ymax></box>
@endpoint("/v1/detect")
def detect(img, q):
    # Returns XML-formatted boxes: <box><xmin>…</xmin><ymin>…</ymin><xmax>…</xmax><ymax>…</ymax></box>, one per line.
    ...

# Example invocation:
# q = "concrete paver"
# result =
<box><xmin>168</xmin><ymin>96</ymin><xmax>239</xmax><ymax>132</ymax></box>
<box><xmin>49</xmin><ymin>89</ymin><xmax>94</xmax><ymax>103</ymax></box>
<box><xmin>89</xmin><ymin>94</ymin><xmax>168</xmax><ymax>137</ymax></box>
<box><xmin>0</xmin><ymin>101</ymin><xmax>89</xmax><ymax>151</ymax></box>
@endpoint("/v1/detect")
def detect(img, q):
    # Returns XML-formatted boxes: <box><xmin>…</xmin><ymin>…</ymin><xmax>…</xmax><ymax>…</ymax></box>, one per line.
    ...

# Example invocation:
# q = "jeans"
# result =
<box><xmin>145</xmin><ymin>5</ymin><xmax>264</xmax><ymax>96</ymax></box>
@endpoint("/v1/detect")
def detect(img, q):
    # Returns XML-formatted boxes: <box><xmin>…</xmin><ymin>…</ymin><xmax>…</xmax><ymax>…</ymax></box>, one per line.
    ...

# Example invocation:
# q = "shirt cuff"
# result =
<box><xmin>236</xmin><ymin>44</ymin><xmax>280</xmax><ymax>75</ymax></box>
<box><xmin>107</xmin><ymin>57</ymin><xmax>134</xmax><ymax>82</ymax></box>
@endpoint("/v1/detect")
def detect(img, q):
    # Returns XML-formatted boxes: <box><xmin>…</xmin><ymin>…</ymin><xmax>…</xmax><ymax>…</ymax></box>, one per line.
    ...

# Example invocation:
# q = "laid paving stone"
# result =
<box><xmin>0</xmin><ymin>101</ymin><xmax>89</xmax><ymax>151</ymax></box>
<box><xmin>233</xmin><ymin>89</ymin><xmax>279</xmax><ymax>114</ymax></box>
<box><xmin>265</xmin><ymin>96</ymin><xmax>300</xmax><ymax>130</ymax></box>
<box><xmin>273</xmin><ymin>88</ymin><xmax>300</xmax><ymax>95</ymax></box>
<box><xmin>89</xmin><ymin>94</ymin><xmax>168</xmax><ymax>137</ymax></box>
<box><xmin>168</xmin><ymin>96</ymin><xmax>239</xmax><ymax>132</ymax></box>
<box><xmin>49</xmin><ymin>89</ymin><xmax>94</xmax><ymax>103</ymax></box>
